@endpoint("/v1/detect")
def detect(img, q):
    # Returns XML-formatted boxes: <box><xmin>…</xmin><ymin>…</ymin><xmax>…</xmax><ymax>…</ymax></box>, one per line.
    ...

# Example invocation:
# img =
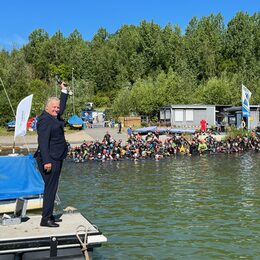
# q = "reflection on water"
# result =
<box><xmin>58</xmin><ymin>154</ymin><xmax>260</xmax><ymax>259</ymax></box>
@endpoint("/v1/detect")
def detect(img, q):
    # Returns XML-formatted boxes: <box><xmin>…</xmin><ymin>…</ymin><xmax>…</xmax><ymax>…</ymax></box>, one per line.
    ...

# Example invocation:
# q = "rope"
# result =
<box><xmin>76</xmin><ymin>225</ymin><xmax>90</xmax><ymax>260</ymax></box>
<box><xmin>0</xmin><ymin>77</ymin><xmax>32</xmax><ymax>153</ymax></box>
<box><xmin>0</xmin><ymin>77</ymin><xmax>16</xmax><ymax>117</ymax></box>
<box><xmin>0</xmin><ymin>77</ymin><xmax>17</xmax><ymax>153</ymax></box>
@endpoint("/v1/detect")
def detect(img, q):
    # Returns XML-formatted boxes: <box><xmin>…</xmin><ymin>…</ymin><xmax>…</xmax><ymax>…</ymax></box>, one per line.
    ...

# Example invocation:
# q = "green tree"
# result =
<box><xmin>111</xmin><ymin>87</ymin><xmax>133</xmax><ymax>116</ymax></box>
<box><xmin>27</xmin><ymin>79</ymin><xmax>51</xmax><ymax>115</ymax></box>
<box><xmin>23</xmin><ymin>29</ymin><xmax>49</xmax><ymax>79</ymax></box>
<box><xmin>224</xmin><ymin>12</ymin><xmax>255</xmax><ymax>78</ymax></box>
<box><xmin>184</xmin><ymin>14</ymin><xmax>225</xmax><ymax>81</ymax></box>
<box><xmin>161</xmin><ymin>23</ymin><xmax>183</xmax><ymax>71</ymax></box>
<box><xmin>138</xmin><ymin>21</ymin><xmax>165</xmax><ymax>74</ymax></box>
<box><xmin>195</xmin><ymin>76</ymin><xmax>236</xmax><ymax>105</ymax></box>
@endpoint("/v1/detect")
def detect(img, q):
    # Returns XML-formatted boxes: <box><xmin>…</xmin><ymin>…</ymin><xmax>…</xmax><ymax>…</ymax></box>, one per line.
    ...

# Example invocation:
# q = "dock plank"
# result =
<box><xmin>0</xmin><ymin>212</ymin><xmax>106</xmax><ymax>243</ymax></box>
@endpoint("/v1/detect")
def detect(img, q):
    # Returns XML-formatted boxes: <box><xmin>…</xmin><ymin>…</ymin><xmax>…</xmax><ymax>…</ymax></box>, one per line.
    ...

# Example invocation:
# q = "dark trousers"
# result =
<box><xmin>37</xmin><ymin>157</ymin><xmax>63</xmax><ymax>222</ymax></box>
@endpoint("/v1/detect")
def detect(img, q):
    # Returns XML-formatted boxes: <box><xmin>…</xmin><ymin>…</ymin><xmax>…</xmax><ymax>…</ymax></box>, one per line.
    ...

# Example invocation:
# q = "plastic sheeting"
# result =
<box><xmin>68</xmin><ymin>115</ymin><xmax>84</xmax><ymax>125</ymax></box>
<box><xmin>0</xmin><ymin>154</ymin><xmax>44</xmax><ymax>200</ymax></box>
<box><xmin>6</xmin><ymin>120</ymin><xmax>15</xmax><ymax>129</ymax></box>
<box><xmin>134</xmin><ymin>126</ymin><xmax>157</xmax><ymax>133</ymax></box>
<box><xmin>169</xmin><ymin>128</ymin><xmax>196</xmax><ymax>134</ymax></box>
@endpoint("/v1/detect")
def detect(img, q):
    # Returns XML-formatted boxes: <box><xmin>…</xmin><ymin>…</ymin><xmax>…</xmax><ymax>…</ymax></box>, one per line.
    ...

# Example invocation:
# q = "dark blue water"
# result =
<box><xmin>58</xmin><ymin>153</ymin><xmax>260</xmax><ymax>259</ymax></box>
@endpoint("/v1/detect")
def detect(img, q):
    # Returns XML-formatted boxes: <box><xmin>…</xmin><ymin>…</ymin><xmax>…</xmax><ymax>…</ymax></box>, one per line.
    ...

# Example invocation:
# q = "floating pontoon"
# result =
<box><xmin>0</xmin><ymin>212</ymin><xmax>107</xmax><ymax>259</ymax></box>
<box><xmin>0</xmin><ymin>154</ymin><xmax>107</xmax><ymax>259</ymax></box>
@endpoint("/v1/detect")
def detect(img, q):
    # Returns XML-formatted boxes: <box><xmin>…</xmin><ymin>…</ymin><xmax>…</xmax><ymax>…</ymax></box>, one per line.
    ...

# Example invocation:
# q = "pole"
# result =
<box><xmin>72</xmin><ymin>68</ymin><xmax>75</xmax><ymax>115</ymax></box>
<box><xmin>248</xmin><ymin>115</ymin><xmax>250</xmax><ymax>131</ymax></box>
<box><xmin>0</xmin><ymin>77</ymin><xmax>17</xmax><ymax>153</ymax></box>
<box><xmin>56</xmin><ymin>80</ymin><xmax>58</xmax><ymax>97</ymax></box>
<box><xmin>0</xmin><ymin>77</ymin><xmax>16</xmax><ymax>117</ymax></box>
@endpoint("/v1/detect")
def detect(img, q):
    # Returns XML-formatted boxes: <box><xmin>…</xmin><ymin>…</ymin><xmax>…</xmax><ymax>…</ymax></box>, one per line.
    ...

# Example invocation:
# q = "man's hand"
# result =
<box><xmin>60</xmin><ymin>81</ymin><xmax>67</xmax><ymax>91</ymax></box>
<box><xmin>44</xmin><ymin>163</ymin><xmax>52</xmax><ymax>172</ymax></box>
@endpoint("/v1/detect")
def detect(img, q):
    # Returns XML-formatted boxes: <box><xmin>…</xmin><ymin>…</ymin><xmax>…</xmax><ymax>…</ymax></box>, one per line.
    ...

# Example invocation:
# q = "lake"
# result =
<box><xmin>58</xmin><ymin>153</ymin><xmax>260</xmax><ymax>259</ymax></box>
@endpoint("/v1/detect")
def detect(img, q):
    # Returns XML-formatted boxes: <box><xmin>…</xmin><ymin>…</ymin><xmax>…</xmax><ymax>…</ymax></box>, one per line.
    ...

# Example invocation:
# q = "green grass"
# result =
<box><xmin>64</xmin><ymin>126</ymin><xmax>82</xmax><ymax>134</ymax></box>
<box><xmin>0</xmin><ymin>128</ymin><xmax>38</xmax><ymax>136</ymax></box>
<box><xmin>0</xmin><ymin>127</ymin><xmax>19</xmax><ymax>136</ymax></box>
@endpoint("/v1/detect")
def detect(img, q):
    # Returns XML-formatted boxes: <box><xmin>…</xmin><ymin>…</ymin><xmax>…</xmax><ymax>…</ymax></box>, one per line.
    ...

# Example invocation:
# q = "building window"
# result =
<box><xmin>165</xmin><ymin>109</ymin><xmax>171</xmax><ymax>119</ymax></box>
<box><xmin>186</xmin><ymin>109</ymin><xmax>194</xmax><ymax>121</ymax></box>
<box><xmin>160</xmin><ymin>109</ymin><xmax>171</xmax><ymax>120</ymax></box>
<box><xmin>175</xmin><ymin>109</ymin><xmax>183</xmax><ymax>122</ymax></box>
<box><xmin>160</xmin><ymin>110</ymin><xmax>165</xmax><ymax>120</ymax></box>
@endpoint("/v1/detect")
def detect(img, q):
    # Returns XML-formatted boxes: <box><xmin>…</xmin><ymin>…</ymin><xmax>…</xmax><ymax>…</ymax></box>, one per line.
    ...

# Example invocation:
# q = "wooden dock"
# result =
<box><xmin>0</xmin><ymin>212</ymin><xmax>107</xmax><ymax>259</ymax></box>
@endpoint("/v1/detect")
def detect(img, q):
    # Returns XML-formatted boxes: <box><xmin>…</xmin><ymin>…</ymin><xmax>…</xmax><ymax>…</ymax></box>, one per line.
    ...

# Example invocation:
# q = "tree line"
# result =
<box><xmin>0</xmin><ymin>12</ymin><xmax>259</xmax><ymax>125</ymax></box>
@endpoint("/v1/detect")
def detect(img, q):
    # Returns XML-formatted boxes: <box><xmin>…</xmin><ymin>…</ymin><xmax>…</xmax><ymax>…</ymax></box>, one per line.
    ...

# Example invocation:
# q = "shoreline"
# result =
<box><xmin>0</xmin><ymin>128</ymin><xmax>128</xmax><ymax>150</ymax></box>
<box><xmin>0</xmin><ymin>128</ymin><xmax>224</xmax><ymax>148</ymax></box>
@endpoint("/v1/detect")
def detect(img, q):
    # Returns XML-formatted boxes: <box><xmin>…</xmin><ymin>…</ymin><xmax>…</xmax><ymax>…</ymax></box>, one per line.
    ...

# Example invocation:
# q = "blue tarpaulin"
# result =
<box><xmin>169</xmin><ymin>128</ymin><xmax>196</xmax><ymax>134</ymax></box>
<box><xmin>158</xmin><ymin>128</ymin><xmax>167</xmax><ymax>134</ymax></box>
<box><xmin>134</xmin><ymin>126</ymin><xmax>157</xmax><ymax>133</ymax></box>
<box><xmin>6</xmin><ymin>120</ymin><xmax>15</xmax><ymax>130</ymax></box>
<box><xmin>6</xmin><ymin>120</ymin><xmax>15</xmax><ymax>127</ymax></box>
<box><xmin>68</xmin><ymin>115</ymin><xmax>84</xmax><ymax>126</ymax></box>
<box><xmin>0</xmin><ymin>154</ymin><xmax>44</xmax><ymax>201</ymax></box>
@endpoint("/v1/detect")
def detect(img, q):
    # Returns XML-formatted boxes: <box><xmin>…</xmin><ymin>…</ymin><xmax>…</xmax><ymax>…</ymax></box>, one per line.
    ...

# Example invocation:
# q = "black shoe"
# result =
<box><xmin>50</xmin><ymin>215</ymin><xmax>62</xmax><ymax>223</ymax></box>
<box><xmin>40</xmin><ymin>219</ymin><xmax>59</xmax><ymax>228</ymax></box>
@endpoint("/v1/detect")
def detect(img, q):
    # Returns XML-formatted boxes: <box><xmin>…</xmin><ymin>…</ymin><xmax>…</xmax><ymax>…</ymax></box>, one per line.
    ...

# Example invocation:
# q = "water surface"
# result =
<box><xmin>58</xmin><ymin>154</ymin><xmax>260</xmax><ymax>259</ymax></box>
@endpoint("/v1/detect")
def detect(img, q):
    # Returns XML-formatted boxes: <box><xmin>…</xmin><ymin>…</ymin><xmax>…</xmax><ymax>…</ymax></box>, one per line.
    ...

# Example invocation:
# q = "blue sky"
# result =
<box><xmin>0</xmin><ymin>0</ymin><xmax>259</xmax><ymax>50</ymax></box>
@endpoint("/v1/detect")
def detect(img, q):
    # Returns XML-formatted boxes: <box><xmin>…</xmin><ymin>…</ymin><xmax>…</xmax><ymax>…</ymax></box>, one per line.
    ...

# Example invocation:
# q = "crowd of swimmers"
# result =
<box><xmin>67</xmin><ymin>130</ymin><xmax>260</xmax><ymax>163</ymax></box>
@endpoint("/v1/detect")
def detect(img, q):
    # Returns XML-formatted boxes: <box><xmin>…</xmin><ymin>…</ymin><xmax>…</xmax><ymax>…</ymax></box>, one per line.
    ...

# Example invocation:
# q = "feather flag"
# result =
<box><xmin>241</xmin><ymin>84</ymin><xmax>251</xmax><ymax>117</ymax></box>
<box><xmin>14</xmin><ymin>94</ymin><xmax>33</xmax><ymax>140</ymax></box>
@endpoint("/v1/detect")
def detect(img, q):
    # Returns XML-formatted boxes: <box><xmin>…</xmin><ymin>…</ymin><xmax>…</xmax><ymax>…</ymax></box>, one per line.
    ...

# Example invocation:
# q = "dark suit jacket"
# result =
<box><xmin>36</xmin><ymin>92</ymin><xmax>68</xmax><ymax>164</ymax></box>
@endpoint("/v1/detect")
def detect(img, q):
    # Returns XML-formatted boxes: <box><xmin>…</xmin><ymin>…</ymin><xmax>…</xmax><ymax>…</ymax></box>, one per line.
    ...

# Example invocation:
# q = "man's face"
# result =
<box><xmin>46</xmin><ymin>100</ymin><xmax>60</xmax><ymax>117</ymax></box>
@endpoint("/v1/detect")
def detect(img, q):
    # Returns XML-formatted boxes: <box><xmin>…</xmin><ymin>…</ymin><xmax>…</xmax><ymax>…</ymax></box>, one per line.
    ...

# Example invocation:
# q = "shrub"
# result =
<box><xmin>225</xmin><ymin>126</ymin><xmax>251</xmax><ymax>139</ymax></box>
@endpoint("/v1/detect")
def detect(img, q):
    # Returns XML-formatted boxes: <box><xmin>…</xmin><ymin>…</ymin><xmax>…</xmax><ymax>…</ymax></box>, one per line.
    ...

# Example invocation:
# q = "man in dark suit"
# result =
<box><xmin>35</xmin><ymin>81</ymin><xmax>68</xmax><ymax>227</ymax></box>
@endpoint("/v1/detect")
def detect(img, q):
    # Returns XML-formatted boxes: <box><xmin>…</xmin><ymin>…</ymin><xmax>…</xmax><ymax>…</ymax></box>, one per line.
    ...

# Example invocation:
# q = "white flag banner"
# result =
<box><xmin>14</xmin><ymin>94</ymin><xmax>33</xmax><ymax>140</ymax></box>
<box><xmin>241</xmin><ymin>84</ymin><xmax>252</xmax><ymax>117</ymax></box>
